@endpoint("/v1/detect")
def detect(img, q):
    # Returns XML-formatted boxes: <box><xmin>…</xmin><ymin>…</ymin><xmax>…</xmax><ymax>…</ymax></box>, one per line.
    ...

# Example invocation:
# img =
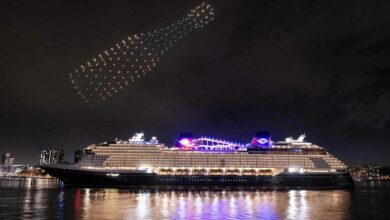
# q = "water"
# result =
<box><xmin>0</xmin><ymin>178</ymin><xmax>389</xmax><ymax>219</ymax></box>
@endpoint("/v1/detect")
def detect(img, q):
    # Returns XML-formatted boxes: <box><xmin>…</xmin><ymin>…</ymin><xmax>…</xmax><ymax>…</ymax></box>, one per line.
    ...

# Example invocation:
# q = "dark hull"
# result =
<box><xmin>41</xmin><ymin>166</ymin><xmax>355</xmax><ymax>189</ymax></box>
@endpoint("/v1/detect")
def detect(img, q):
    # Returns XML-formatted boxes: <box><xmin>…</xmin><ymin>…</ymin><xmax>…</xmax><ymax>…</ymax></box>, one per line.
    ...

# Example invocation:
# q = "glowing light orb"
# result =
<box><xmin>178</xmin><ymin>138</ymin><xmax>194</xmax><ymax>147</ymax></box>
<box><xmin>69</xmin><ymin>3</ymin><xmax>214</xmax><ymax>107</ymax></box>
<box><xmin>257</xmin><ymin>138</ymin><xmax>269</xmax><ymax>145</ymax></box>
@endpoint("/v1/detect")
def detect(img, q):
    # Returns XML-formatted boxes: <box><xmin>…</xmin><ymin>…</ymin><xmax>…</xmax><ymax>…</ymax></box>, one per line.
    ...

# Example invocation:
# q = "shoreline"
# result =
<box><xmin>0</xmin><ymin>175</ymin><xmax>56</xmax><ymax>180</ymax></box>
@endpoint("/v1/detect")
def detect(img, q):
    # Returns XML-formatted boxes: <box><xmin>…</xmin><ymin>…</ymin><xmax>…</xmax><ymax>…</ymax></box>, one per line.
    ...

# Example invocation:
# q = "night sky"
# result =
<box><xmin>1</xmin><ymin>0</ymin><xmax>390</xmax><ymax>165</ymax></box>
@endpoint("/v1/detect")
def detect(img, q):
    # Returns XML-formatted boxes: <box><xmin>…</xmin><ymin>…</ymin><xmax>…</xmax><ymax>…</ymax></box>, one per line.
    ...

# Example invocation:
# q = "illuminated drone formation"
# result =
<box><xmin>69</xmin><ymin>3</ymin><xmax>214</xmax><ymax>107</ymax></box>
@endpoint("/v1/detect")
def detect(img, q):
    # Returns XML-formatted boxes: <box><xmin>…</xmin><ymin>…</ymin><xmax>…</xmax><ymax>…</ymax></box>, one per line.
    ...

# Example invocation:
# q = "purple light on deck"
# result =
<box><xmin>251</xmin><ymin>131</ymin><xmax>271</xmax><ymax>148</ymax></box>
<box><xmin>257</xmin><ymin>138</ymin><xmax>269</xmax><ymax>145</ymax></box>
<box><xmin>178</xmin><ymin>138</ymin><xmax>194</xmax><ymax>147</ymax></box>
<box><xmin>251</xmin><ymin>138</ymin><xmax>271</xmax><ymax>148</ymax></box>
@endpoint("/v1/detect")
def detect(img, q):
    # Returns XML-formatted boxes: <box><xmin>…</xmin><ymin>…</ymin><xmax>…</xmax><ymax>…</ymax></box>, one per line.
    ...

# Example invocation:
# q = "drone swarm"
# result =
<box><xmin>69</xmin><ymin>3</ymin><xmax>214</xmax><ymax>107</ymax></box>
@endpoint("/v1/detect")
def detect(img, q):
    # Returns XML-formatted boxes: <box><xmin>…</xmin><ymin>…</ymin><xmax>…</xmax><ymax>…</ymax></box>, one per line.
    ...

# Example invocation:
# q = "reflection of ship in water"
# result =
<box><xmin>41</xmin><ymin>131</ymin><xmax>355</xmax><ymax>188</ymax></box>
<box><xmin>69</xmin><ymin>189</ymin><xmax>354</xmax><ymax>219</ymax></box>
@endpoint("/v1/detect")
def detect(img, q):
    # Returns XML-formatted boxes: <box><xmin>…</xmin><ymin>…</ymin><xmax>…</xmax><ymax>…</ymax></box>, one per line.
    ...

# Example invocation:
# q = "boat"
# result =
<box><xmin>41</xmin><ymin>131</ymin><xmax>355</xmax><ymax>188</ymax></box>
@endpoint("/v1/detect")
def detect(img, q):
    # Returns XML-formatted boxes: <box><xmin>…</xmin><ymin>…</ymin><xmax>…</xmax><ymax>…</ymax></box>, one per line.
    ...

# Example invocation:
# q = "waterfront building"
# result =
<box><xmin>39</xmin><ymin>149</ymin><xmax>64</xmax><ymax>165</ymax></box>
<box><xmin>348</xmin><ymin>165</ymin><xmax>390</xmax><ymax>181</ymax></box>
<box><xmin>1</xmin><ymin>153</ymin><xmax>15</xmax><ymax>172</ymax></box>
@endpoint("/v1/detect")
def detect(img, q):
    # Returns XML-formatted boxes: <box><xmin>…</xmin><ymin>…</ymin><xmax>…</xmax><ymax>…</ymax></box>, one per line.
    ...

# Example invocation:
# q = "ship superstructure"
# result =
<box><xmin>41</xmin><ymin>132</ymin><xmax>354</xmax><ymax>188</ymax></box>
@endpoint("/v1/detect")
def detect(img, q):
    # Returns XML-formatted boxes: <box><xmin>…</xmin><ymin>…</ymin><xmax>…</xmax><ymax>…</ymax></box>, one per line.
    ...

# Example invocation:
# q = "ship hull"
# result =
<box><xmin>41</xmin><ymin>166</ymin><xmax>355</xmax><ymax>189</ymax></box>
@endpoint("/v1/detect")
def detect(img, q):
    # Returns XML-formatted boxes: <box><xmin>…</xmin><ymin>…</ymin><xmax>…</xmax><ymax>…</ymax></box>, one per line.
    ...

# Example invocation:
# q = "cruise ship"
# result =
<box><xmin>41</xmin><ymin>132</ymin><xmax>355</xmax><ymax>188</ymax></box>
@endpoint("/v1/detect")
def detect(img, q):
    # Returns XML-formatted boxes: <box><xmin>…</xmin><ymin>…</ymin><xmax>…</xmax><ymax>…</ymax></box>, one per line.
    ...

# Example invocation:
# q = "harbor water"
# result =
<box><xmin>0</xmin><ymin>177</ymin><xmax>389</xmax><ymax>219</ymax></box>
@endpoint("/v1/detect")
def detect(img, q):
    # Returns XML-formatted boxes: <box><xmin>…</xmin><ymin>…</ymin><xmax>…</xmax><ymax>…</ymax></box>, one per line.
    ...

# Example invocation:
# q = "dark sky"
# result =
<box><xmin>1</xmin><ymin>0</ymin><xmax>390</xmax><ymax>165</ymax></box>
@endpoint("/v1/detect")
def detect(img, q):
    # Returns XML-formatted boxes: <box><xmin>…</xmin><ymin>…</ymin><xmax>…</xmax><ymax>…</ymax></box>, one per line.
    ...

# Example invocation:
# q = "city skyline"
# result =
<box><xmin>1</xmin><ymin>0</ymin><xmax>390</xmax><ymax>165</ymax></box>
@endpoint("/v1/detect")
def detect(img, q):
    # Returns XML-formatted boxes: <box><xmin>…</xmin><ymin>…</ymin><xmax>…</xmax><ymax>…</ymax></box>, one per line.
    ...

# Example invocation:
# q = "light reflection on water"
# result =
<box><xmin>0</xmin><ymin>177</ymin><xmax>59</xmax><ymax>189</ymax></box>
<box><xmin>0</xmin><ymin>178</ymin><xmax>389</xmax><ymax>219</ymax></box>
